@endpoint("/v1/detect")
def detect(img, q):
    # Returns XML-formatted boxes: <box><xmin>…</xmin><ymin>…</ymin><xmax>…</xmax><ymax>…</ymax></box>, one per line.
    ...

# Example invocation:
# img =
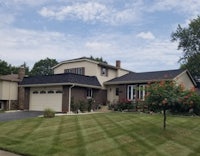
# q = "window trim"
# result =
<box><xmin>127</xmin><ymin>85</ymin><xmax>136</xmax><ymax>100</ymax></box>
<box><xmin>139</xmin><ymin>85</ymin><xmax>146</xmax><ymax>101</ymax></box>
<box><xmin>87</xmin><ymin>88</ymin><xmax>93</xmax><ymax>98</ymax></box>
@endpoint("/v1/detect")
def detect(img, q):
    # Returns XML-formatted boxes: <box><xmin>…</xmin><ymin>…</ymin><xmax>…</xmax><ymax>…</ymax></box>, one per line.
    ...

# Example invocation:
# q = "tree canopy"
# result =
<box><xmin>30</xmin><ymin>58</ymin><xmax>58</xmax><ymax>76</ymax></box>
<box><xmin>171</xmin><ymin>16</ymin><xmax>200</xmax><ymax>78</ymax></box>
<box><xmin>89</xmin><ymin>56</ymin><xmax>107</xmax><ymax>64</ymax></box>
<box><xmin>0</xmin><ymin>60</ymin><xmax>29</xmax><ymax>75</ymax></box>
<box><xmin>146</xmin><ymin>81</ymin><xmax>200</xmax><ymax>129</ymax></box>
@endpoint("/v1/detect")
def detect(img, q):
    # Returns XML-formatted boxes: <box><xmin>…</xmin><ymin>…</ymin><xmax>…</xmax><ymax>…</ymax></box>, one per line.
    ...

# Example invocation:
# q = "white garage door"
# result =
<box><xmin>29</xmin><ymin>88</ymin><xmax>63</xmax><ymax>112</ymax></box>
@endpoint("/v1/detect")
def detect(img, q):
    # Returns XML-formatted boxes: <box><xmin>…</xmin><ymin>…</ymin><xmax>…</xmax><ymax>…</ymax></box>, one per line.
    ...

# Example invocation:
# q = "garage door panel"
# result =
<box><xmin>30</xmin><ymin>91</ymin><xmax>62</xmax><ymax>112</ymax></box>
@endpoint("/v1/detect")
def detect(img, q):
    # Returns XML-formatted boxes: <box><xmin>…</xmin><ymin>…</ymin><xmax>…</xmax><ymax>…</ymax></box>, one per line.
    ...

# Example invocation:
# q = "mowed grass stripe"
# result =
<box><xmin>0</xmin><ymin>113</ymin><xmax>200</xmax><ymax>156</ymax></box>
<box><xmin>91</xmin><ymin>114</ymin><xmax>132</xmax><ymax>156</ymax></box>
<box><xmin>104</xmin><ymin>113</ymin><xmax>170</xmax><ymax>156</ymax></box>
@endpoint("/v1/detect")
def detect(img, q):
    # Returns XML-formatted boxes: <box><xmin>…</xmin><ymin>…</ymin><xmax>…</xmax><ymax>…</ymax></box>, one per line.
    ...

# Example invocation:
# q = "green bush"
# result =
<box><xmin>44</xmin><ymin>108</ymin><xmax>55</xmax><ymax>118</ymax></box>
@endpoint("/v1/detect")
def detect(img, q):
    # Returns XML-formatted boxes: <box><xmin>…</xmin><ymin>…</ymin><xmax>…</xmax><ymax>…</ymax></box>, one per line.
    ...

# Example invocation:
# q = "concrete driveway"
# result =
<box><xmin>0</xmin><ymin>111</ymin><xmax>43</xmax><ymax>122</ymax></box>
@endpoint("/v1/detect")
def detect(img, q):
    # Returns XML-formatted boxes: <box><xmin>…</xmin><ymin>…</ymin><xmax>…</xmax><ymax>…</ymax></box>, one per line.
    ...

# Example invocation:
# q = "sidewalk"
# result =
<box><xmin>0</xmin><ymin>150</ymin><xmax>21</xmax><ymax>156</ymax></box>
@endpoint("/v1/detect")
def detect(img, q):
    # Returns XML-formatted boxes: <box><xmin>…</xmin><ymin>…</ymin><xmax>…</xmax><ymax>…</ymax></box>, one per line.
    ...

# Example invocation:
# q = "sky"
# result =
<box><xmin>0</xmin><ymin>0</ymin><xmax>199</xmax><ymax>72</ymax></box>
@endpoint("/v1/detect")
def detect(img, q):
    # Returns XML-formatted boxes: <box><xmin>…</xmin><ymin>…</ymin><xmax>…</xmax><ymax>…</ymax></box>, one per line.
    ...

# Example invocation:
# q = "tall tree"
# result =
<box><xmin>0</xmin><ymin>59</ymin><xmax>11</xmax><ymax>75</ymax></box>
<box><xmin>89</xmin><ymin>56</ymin><xmax>107</xmax><ymax>64</ymax></box>
<box><xmin>30</xmin><ymin>58</ymin><xmax>58</xmax><ymax>76</ymax></box>
<box><xmin>171</xmin><ymin>16</ymin><xmax>200</xmax><ymax>78</ymax></box>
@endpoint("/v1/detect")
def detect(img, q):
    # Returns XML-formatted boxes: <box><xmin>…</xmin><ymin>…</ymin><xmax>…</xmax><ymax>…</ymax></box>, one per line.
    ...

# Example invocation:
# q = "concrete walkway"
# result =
<box><xmin>0</xmin><ymin>150</ymin><xmax>21</xmax><ymax>156</ymax></box>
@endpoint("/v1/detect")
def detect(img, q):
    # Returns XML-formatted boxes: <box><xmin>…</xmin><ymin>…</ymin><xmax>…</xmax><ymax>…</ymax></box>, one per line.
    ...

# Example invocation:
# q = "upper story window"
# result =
<box><xmin>101</xmin><ymin>67</ymin><xmax>108</xmax><ymax>76</ymax></box>
<box><xmin>64</xmin><ymin>67</ymin><xmax>85</xmax><ymax>75</ymax></box>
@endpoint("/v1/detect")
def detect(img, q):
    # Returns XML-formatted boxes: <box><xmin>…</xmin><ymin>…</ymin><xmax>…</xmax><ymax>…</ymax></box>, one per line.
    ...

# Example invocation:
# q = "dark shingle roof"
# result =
<box><xmin>20</xmin><ymin>73</ymin><xmax>101</xmax><ymax>88</ymax></box>
<box><xmin>105</xmin><ymin>69</ymin><xmax>186</xmax><ymax>84</ymax></box>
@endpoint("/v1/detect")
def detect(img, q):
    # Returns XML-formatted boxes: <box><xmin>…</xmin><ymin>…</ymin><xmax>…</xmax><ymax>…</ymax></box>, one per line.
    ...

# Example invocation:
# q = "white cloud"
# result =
<box><xmin>150</xmin><ymin>0</ymin><xmax>200</xmax><ymax>16</ymax></box>
<box><xmin>85</xmin><ymin>42</ymin><xmax>112</xmax><ymax>51</ymax></box>
<box><xmin>136</xmin><ymin>31</ymin><xmax>155</xmax><ymax>40</ymax></box>
<box><xmin>38</xmin><ymin>1</ymin><xmax>142</xmax><ymax>25</ymax></box>
<box><xmin>39</xmin><ymin>2</ymin><xmax>108</xmax><ymax>22</ymax></box>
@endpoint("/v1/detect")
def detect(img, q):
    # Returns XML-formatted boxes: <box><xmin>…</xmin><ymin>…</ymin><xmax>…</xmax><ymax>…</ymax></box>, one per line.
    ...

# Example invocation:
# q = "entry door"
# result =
<box><xmin>127</xmin><ymin>85</ymin><xmax>136</xmax><ymax>100</ymax></box>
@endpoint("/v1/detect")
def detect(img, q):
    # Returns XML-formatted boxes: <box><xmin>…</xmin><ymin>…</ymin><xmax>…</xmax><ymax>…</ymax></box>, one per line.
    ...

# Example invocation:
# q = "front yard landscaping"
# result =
<box><xmin>0</xmin><ymin>112</ymin><xmax>200</xmax><ymax>156</ymax></box>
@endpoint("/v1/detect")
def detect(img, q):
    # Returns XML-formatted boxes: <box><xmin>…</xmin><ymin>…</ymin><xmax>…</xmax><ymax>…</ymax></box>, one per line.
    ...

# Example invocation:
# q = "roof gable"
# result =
<box><xmin>20</xmin><ymin>73</ymin><xmax>101</xmax><ymax>88</ymax></box>
<box><xmin>105</xmin><ymin>69</ymin><xmax>188</xmax><ymax>84</ymax></box>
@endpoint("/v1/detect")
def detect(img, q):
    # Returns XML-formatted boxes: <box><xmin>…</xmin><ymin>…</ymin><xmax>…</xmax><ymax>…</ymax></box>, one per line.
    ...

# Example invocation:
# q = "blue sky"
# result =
<box><xmin>0</xmin><ymin>0</ymin><xmax>199</xmax><ymax>72</ymax></box>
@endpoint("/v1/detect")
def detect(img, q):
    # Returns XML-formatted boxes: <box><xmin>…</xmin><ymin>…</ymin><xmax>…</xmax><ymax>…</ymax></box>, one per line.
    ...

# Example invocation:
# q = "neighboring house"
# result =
<box><xmin>0</xmin><ymin>67</ymin><xmax>25</xmax><ymax>110</ymax></box>
<box><xmin>19</xmin><ymin>57</ymin><xmax>197</xmax><ymax>112</ymax></box>
<box><xmin>105</xmin><ymin>69</ymin><xmax>196</xmax><ymax>104</ymax></box>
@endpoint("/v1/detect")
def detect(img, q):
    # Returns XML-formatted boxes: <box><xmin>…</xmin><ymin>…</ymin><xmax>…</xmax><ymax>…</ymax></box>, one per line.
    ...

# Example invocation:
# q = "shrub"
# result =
<box><xmin>43</xmin><ymin>108</ymin><xmax>55</xmax><ymax>118</ymax></box>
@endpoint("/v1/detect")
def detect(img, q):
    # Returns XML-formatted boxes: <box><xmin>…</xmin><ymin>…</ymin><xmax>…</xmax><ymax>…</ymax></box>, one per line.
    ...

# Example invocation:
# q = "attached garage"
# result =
<box><xmin>29</xmin><ymin>87</ymin><xmax>63</xmax><ymax>112</ymax></box>
<box><xmin>19</xmin><ymin>73</ymin><xmax>102</xmax><ymax>112</ymax></box>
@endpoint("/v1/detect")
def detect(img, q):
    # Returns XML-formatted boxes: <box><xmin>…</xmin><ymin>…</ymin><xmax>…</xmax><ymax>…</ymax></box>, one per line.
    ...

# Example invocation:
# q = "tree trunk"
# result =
<box><xmin>163</xmin><ymin>108</ymin><xmax>166</xmax><ymax>130</ymax></box>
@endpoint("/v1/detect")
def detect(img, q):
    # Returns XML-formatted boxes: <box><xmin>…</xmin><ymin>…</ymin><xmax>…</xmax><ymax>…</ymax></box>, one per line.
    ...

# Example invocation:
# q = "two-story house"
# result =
<box><xmin>19</xmin><ymin>57</ymin><xmax>197</xmax><ymax>112</ymax></box>
<box><xmin>19</xmin><ymin>57</ymin><xmax>129</xmax><ymax>112</ymax></box>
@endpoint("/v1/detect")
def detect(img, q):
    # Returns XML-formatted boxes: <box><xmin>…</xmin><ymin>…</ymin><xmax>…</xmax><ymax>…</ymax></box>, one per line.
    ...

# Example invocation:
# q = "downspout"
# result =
<box><xmin>68</xmin><ymin>84</ymin><xmax>75</xmax><ymax>114</ymax></box>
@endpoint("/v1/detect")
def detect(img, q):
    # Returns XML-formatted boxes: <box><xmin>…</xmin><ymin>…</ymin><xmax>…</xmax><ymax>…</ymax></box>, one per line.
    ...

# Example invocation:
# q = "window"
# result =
<box><xmin>127</xmin><ymin>85</ymin><xmax>136</xmax><ymax>100</ymax></box>
<box><xmin>56</xmin><ymin>90</ymin><xmax>63</xmax><ymax>94</ymax></box>
<box><xmin>116</xmin><ymin>88</ymin><xmax>119</xmax><ymax>96</ymax></box>
<box><xmin>0</xmin><ymin>102</ymin><xmax>3</xmax><ymax>110</ymax></box>
<box><xmin>139</xmin><ymin>85</ymin><xmax>146</xmax><ymax>101</ymax></box>
<box><xmin>87</xmin><ymin>88</ymin><xmax>93</xmax><ymax>98</ymax></box>
<box><xmin>64</xmin><ymin>67</ymin><xmax>85</xmax><ymax>75</ymax></box>
<box><xmin>40</xmin><ymin>90</ymin><xmax>46</xmax><ymax>94</ymax></box>
<box><xmin>33</xmin><ymin>91</ymin><xmax>39</xmax><ymax>94</ymax></box>
<box><xmin>48</xmin><ymin>90</ymin><xmax>54</xmax><ymax>94</ymax></box>
<box><xmin>101</xmin><ymin>67</ymin><xmax>108</xmax><ymax>76</ymax></box>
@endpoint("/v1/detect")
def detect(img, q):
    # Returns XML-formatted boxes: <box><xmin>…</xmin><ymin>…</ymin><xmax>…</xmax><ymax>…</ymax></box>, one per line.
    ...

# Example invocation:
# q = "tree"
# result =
<box><xmin>171</xmin><ymin>16</ymin><xmax>200</xmax><ymax>77</ymax></box>
<box><xmin>146</xmin><ymin>81</ymin><xmax>200</xmax><ymax>130</ymax></box>
<box><xmin>0</xmin><ymin>59</ymin><xmax>11</xmax><ymax>75</ymax></box>
<box><xmin>180</xmin><ymin>53</ymin><xmax>200</xmax><ymax>78</ymax></box>
<box><xmin>0</xmin><ymin>60</ymin><xmax>29</xmax><ymax>75</ymax></box>
<box><xmin>30</xmin><ymin>58</ymin><xmax>58</xmax><ymax>76</ymax></box>
<box><xmin>89</xmin><ymin>56</ymin><xmax>107</xmax><ymax>64</ymax></box>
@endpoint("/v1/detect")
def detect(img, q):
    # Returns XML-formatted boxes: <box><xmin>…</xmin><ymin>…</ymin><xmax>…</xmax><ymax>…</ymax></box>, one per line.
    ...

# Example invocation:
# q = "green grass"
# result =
<box><xmin>0</xmin><ymin>113</ymin><xmax>200</xmax><ymax>156</ymax></box>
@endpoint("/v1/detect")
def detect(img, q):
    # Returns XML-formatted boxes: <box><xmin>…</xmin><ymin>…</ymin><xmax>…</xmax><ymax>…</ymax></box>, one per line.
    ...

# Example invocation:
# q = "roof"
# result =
<box><xmin>0</xmin><ymin>74</ymin><xmax>20</xmax><ymax>82</ymax></box>
<box><xmin>52</xmin><ymin>57</ymin><xmax>130</xmax><ymax>72</ymax></box>
<box><xmin>20</xmin><ymin>73</ymin><xmax>101</xmax><ymax>88</ymax></box>
<box><xmin>105</xmin><ymin>69</ymin><xmax>191</xmax><ymax>85</ymax></box>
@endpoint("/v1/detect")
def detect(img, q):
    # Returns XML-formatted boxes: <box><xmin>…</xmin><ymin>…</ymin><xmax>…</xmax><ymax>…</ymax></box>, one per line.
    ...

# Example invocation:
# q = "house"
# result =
<box><xmin>105</xmin><ymin>69</ymin><xmax>196</xmax><ymax>103</ymax></box>
<box><xmin>0</xmin><ymin>68</ymin><xmax>24</xmax><ymax>110</ymax></box>
<box><xmin>19</xmin><ymin>57</ymin><xmax>197</xmax><ymax>112</ymax></box>
<box><xmin>19</xmin><ymin>57</ymin><xmax>129</xmax><ymax>112</ymax></box>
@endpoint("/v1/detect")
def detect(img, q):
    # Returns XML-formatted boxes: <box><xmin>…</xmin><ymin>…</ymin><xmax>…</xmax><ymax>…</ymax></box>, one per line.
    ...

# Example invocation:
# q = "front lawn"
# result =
<box><xmin>0</xmin><ymin>113</ymin><xmax>200</xmax><ymax>156</ymax></box>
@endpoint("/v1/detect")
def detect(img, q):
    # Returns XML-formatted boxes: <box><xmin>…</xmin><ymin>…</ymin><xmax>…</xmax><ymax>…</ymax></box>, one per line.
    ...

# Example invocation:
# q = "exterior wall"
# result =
<box><xmin>62</xmin><ymin>86</ymin><xmax>69</xmax><ymax>112</ymax></box>
<box><xmin>24</xmin><ymin>88</ymin><xmax>30</xmax><ymax>110</ymax></box>
<box><xmin>71</xmin><ymin>87</ymin><xmax>86</xmax><ymax>104</ymax></box>
<box><xmin>18</xmin><ymin>86</ymin><xmax>25</xmax><ymax>110</ymax></box>
<box><xmin>117</xmin><ymin>69</ymin><xmax>129</xmax><ymax>77</ymax></box>
<box><xmin>118</xmin><ymin>85</ymin><xmax>127</xmax><ymax>102</ymax></box>
<box><xmin>54</xmin><ymin>61</ymin><xmax>98</xmax><ymax>76</ymax></box>
<box><xmin>97</xmin><ymin>65</ymin><xmax>118</xmax><ymax>87</ymax></box>
<box><xmin>174</xmin><ymin>72</ymin><xmax>195</xmax><ymax>90</ymax></box>
<box><xmin>0</xmin><ymin>81</ymin><xmax>18</xmax><ymax>100</ymax></box>
<box><xmin>93</xmin><ymin>89</ymin><xmax>107</xmax><ymax>105</ymax></box>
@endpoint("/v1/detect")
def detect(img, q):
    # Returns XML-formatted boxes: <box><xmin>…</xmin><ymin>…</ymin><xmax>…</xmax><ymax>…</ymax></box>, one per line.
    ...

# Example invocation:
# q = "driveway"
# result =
<box><xmin>0</xmin><ymin>111</ymin><xmax>43</xmax><ymax>122</ymax></box>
